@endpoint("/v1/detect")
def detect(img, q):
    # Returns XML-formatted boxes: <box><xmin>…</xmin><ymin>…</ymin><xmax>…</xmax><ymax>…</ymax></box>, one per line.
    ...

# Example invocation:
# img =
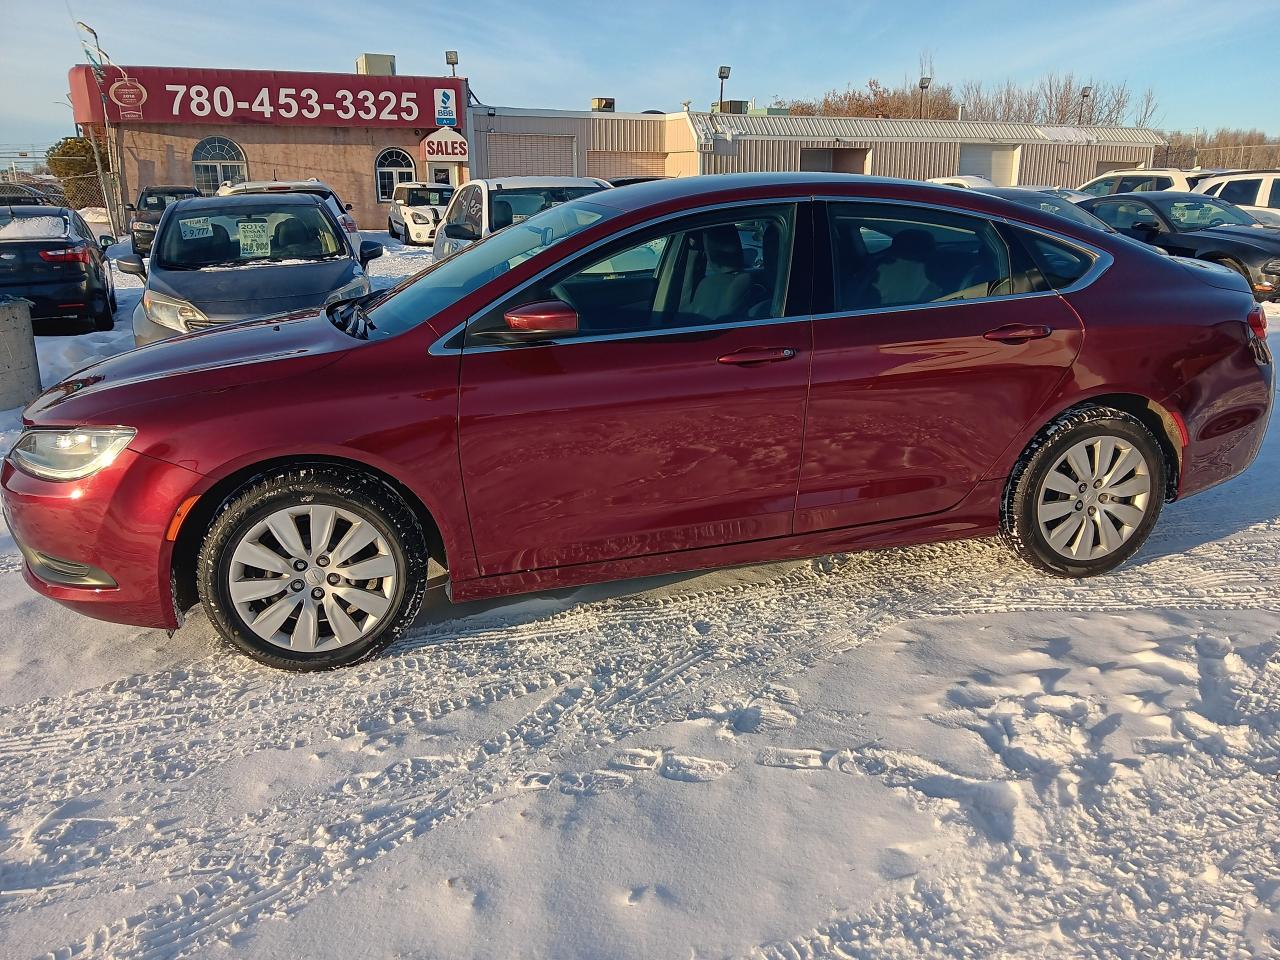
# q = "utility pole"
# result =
<box><xmin>917</xmin><ymin>76</ymin><xmax>931</xmax><ymax>119</ymax></box>
<box><xmin>76</xmin><ymin>21</ymin><xmax>124</xmax><ymax>236</ymax></box>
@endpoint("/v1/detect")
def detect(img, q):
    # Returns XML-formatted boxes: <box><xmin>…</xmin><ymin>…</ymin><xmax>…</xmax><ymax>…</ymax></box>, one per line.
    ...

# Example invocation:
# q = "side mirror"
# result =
<box><xmin>442</xmin><ymin>222</ymin><xmax>477</xmax><ymax>242</ymax></box>
<box><xmin>98</xmin><ymin>235</ymin><xmax>116</xmax><ymax>250</ymax></box>
<box><xmin>345</xmin><ymin>202</ymin><xmax>354</xmax><ymax>211</ymax></box>
<box><xmin>124</xmin><ymin>203</ymin><xmax>136</xmax><ymax>212</ymax></box>
<box><xmin>358</xmin><ymin>240</ymin><xmax>383</xmax><ymax>265</ymax></box>
<box><xmin>394</xmin><ymin>198</ymin><xmax>405</xmax><ymax>205</ymax></box>
<box><xmin>117</xmin><ymin>253</ymin><xmax>146</xmax><ymax>276</ymax></box>
<box><xmin>503</xmin><ymin>299</ymin><xmax>579</xmax><ymax>336</ymax></box>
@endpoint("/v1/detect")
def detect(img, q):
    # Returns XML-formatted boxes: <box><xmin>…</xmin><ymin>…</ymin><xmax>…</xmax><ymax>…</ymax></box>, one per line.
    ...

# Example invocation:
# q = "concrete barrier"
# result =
<box><xmin>0</xmin><ymin>298</ymin><xmax>41</xmax><ymax>410</ymax></box>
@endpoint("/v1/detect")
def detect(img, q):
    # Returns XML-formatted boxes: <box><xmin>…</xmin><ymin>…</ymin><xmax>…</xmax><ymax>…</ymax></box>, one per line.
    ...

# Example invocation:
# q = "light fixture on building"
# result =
<box><xmin>917</xmin><ymin>76</ymin><xmax>931</xmax><ymax>119</ymax></box>
<box><xmin>717</xmin><ymin>65</ymin><xmax>731</xmax><ymax>111</ymax></box>
<box><xmin>1078</xmin><ymin>85</ymin><xmax>1092</xmax><ymax>125</ymax></box>
<box><xmin>445</xmin><ymin>50</ymin><xmax>459</xmax><ymax>77</ymax></box>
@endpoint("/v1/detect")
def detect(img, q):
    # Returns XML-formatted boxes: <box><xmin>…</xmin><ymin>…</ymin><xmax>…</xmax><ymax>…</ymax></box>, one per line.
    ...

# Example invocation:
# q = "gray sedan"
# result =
<box><xmin>118</xmin><ymin>192</ymin><xmax>381</xmax><ymax>346</ymax></box>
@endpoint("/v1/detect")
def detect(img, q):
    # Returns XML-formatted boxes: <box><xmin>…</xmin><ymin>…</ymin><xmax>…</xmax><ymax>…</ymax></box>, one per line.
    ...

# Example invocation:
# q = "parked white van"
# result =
<box><xmin>387</xmin><ymin>182</ymin><xmax>456</xmax><ymax>246</ymax></box>
<box><xmin>1193</xmin><ymin>171</ymin><xmax>1280</xmax><ymax>226</ymax></box>
<box><xmin>431</xmin><ymin>176</ymin><xmax>610</xmax><ymax>260</ymax></box>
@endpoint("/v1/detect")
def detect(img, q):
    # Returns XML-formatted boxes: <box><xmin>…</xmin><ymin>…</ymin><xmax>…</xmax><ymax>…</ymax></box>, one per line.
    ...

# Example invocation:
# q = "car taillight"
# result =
<box><xmin>1247</xmin><ymin>305</ymin><xmax>1267</xmax><ymax>340</ymax></box>
<box><xmin>38</xmin><ymin>245</ymin><xmax>90</xmax><ymax>264</ymax></box>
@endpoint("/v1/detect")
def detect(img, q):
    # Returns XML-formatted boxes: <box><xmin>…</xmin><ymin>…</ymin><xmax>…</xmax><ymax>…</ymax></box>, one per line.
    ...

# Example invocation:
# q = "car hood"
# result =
<box><xmin>24</xmin><ymin>308</ymin><xmax>353</xmax><ymax>423</ymax></box>
<box><xmin>1188</xmin><ymin>223</ymin><xmax>1280</xmax><ymax>247</ymax></box>
<box><xmin>149</xmin><ymin>259</ymin><xmax>359</xmax><ymax>317</ymax></box>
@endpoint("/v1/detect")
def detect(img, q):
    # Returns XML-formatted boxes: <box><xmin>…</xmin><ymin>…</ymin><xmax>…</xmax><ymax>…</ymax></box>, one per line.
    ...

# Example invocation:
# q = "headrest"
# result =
<box><xmin>703</xmin><ymin>224</ymin><xmax>744</xmax><ymax>271</ymax></box>
<box><xmin>889</xmin><ymin>228</ymin><xmax>935</xmax><ymax>260</ymax></box>
<box><xmin>491</xmin><ymin>199</ymin><xmax>513</xmax><ymax>230</ymax></box>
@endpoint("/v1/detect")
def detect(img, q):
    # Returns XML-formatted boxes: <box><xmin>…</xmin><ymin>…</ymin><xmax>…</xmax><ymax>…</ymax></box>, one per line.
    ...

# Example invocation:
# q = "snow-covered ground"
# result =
<box><xmin>0</xmin><ymin>258</ymin><xmax>1277</xmax><ymax>958</ymax></box>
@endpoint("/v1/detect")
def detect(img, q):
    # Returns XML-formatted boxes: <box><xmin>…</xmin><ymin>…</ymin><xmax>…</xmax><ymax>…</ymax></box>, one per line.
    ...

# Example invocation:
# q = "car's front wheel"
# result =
<box><xmin>197</xmin><ymin>466</ymin><xmax>428</xmax><ymax>670</ymax></box>
<box><xmin>1003</xmin><ymin>406</ymin><xmax>1166</xmax><ymax>577</ymax></box>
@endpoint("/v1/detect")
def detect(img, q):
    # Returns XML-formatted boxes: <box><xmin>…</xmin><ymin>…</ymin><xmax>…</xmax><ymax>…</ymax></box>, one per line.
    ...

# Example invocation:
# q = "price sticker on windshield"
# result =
<box><xmin>238</xmin><ymin>221</ymin><xmax>271</xmax><ymax>258</ymax></box>
<box><xmin>178</xmin><ymin>217</ymin><xmax>212</xmax><ymax>240</ymax></box>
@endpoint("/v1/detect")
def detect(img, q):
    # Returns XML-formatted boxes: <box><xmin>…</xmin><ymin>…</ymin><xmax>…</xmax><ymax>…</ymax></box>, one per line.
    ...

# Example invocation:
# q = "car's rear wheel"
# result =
<box><xmin>197</xmin><ymin>466</ymin><xmax>428</xmax><ymax>670</ymax></box>
<box><xmin>91</xmin><ymin>293</ymin><xmax>114</xmax><ymax>331</ymax></box>
<box><xmin>387</xmin><ymin>217</ymin><xmax>399</xmax><ymax>241</ymax></box>
<box><xmin>1003</xmin><ymin>406</ymin><xmax>1166</xmax><ymax>577</ymax></box>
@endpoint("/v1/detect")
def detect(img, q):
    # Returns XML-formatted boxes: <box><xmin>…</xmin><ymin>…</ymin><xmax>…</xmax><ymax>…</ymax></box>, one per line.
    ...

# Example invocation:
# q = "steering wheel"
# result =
<box><xmin>1207</xmin><ymin>217</ymin><xmax>1227</xmax><ymax>228</ymax></box>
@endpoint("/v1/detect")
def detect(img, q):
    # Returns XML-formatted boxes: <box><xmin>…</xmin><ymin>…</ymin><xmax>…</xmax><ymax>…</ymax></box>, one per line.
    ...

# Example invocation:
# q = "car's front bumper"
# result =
<box><xmin>1</xmin><ymin>449</ymin><xmax>202</xmax><ymax>629</ymax></box>
<box><xmin>404</xmin><ymin>221</ymin><xmax>437</xmax><ymax>244</ymax></box>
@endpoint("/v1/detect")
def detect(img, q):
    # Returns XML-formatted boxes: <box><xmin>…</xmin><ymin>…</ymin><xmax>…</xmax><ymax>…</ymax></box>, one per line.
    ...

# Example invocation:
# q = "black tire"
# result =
<box><xmin>387</xmin><ymin>218</ymin><xmax>399</xmax><ymax>241</ymax></box>
<box><xmin>197</xmin><ymin>465</ymin><xmax>428</xmax><ymax>670</ymax></box>
<box><xmin>91</xmin><ymin>293</ymin><xmax>114</xmax><ymax>331</ymax></box>
<box><xmin>1002</xmin><ymin>406</ymin><xmax>1166</xmax><ymax>577</ymax></box>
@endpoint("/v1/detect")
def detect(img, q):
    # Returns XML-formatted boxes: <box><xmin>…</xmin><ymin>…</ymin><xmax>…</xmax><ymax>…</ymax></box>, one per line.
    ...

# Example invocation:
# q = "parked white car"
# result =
<box><xmin>1076</xmin><ymin>168</ymin><xmax>1224</xmax><ymax>197</ymax></box>
<box><xmin>217</xmin><ymin>179</ymin><xmax>360</xmax><ymax>239</ymax></box>
<box><xmin>387</xmin><ymin>182</ymin><xmax>455</xmax><ymax>246</ymax></box>
<box><xmin>432</xmin><ymin>176</ymin><xmax>610</xmax><ymax>260</ymax></box>
<box><xmin>1193</xmin><ymin>171</ymin><xmax>1280</xmax><ymax>226</ymax></box>
<box><xmin>926</xmin><ymin>175</ymin><xmax>997</xmax><ymax>189</ymax></box>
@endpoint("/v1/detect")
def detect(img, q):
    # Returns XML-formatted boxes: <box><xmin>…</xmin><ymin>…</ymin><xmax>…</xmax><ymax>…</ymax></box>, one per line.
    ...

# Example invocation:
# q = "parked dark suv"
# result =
<box><xmin>126</xmin><ymin>185</ymin><xmax>200</xmax><ymax>256</ymax></box>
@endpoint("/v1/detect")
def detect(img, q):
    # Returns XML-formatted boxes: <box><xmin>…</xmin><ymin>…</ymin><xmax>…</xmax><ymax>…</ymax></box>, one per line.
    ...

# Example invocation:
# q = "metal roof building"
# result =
<box><xmin>467</xmin><ymin>106</ymin><xmax>1165</xmax><ymax>188</ymax></box>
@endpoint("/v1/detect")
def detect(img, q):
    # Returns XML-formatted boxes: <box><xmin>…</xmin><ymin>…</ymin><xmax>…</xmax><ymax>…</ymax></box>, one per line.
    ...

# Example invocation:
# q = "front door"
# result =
<box><xmin>457</xmin><ymin>202</ymin><xmax>813</xmax><ymax>575</ymax></box>
<box><xmin>795</xmin><ymin>200</ymin><xmax>1084</xmax><ymax>532</ymax></box>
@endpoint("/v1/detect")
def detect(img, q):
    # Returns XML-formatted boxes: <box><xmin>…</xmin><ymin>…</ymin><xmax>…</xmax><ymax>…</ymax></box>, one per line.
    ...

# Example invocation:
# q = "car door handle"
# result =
<box><xmin>983</xmin><ymin>324</ymin><xmax>1052</xmax><ymax>343</ymax></box>
<box><xmin>717</xmin><ymin>347</ymin><xmax>797</xmax><ymax>365</ymax></box>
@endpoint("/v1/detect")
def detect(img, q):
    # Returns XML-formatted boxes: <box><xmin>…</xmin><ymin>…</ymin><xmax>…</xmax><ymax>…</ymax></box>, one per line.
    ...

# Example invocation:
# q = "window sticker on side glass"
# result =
<box><xmin>238</xmin><ymin>221</ymin><xmax>271</xmax><ymax>258</ymax></box>
<box><xmin>178</xmin><ymin>217</ymin><xmax>212</xmax><ymax>240</ymax></box>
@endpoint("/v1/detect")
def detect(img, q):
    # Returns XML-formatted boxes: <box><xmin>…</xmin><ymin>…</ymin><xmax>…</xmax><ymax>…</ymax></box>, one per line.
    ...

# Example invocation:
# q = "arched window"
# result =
<box><xmin>375</xmin><ymin>148</ymin><xmax>416</xmax><ymax>202</ymax></box>
<box><xmin>192</xmin><ymin>137</ymin><xmax>247</xmax><ymax>195</ymax></box>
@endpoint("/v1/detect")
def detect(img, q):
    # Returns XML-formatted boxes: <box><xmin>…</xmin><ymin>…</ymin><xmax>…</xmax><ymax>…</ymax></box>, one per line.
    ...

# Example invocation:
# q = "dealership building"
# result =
<box><xmin>69</xmin><ymin>58</ymin><xmax>469</xmax><ymax>228</ymax></box>
<box><xmin>70</xmin><ymin>56</ymin><xmax>1163</xmax><ymax>228</ymax></box>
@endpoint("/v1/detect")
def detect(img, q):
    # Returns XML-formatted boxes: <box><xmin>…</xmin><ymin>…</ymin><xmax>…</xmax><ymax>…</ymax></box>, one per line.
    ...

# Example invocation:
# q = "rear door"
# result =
<box><xmin>456</xmin><ymin>202</ymin><xmax>814</xmax><ymax>575</ymax></box>
<box><xmin>795</xmin><ymin>200</ymin><xmax>1085</xmax><ymax>533</ymax></box>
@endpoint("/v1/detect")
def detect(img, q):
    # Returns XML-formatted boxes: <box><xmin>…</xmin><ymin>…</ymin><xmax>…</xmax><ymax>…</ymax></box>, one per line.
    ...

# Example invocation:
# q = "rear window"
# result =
<box><xmin>489</xmin><ymin>186</ymin><xmax>606</xmax><ymax>230</ymax></box>
<box><xmin>398</xmin><ymin>186</ymin><xmax>454</xmax><ymax>207</ymax></box>
<box><xmin>0</xmin><ymin>212</ymin><xmax>67</xmax><ymax>239</ymax></box>
<box><xmin>155</xmin><ymin>203</ymin><xmax>346</xmax><ymax>268</ymax></box>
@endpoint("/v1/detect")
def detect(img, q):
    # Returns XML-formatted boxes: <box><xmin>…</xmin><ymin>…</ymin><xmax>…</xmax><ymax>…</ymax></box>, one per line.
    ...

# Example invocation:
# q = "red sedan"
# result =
<box><xmin>2</xmin><ymin>174</ymin><xmax>1273</xmax><ymax>670</ymax></box>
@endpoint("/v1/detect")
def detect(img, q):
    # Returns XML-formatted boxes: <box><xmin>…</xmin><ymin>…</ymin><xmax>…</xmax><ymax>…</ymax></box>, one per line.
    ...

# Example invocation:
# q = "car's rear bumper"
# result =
<box><xmin>1</xmin><ymin>449</ymin><xmax>200</xmax><ymax>629</ymax></box>
<box><xmin>3</xmin><ymin>278</ymin><xmax>95</xmax><ymax>321</ymax></box>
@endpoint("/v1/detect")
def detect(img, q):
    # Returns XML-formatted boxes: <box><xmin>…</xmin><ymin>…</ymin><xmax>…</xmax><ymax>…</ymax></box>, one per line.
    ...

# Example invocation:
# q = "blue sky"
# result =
<box><xmin>1</xmin><ymin>0</ymin><xmax>1274</xmax><ymax>147</ymax></box>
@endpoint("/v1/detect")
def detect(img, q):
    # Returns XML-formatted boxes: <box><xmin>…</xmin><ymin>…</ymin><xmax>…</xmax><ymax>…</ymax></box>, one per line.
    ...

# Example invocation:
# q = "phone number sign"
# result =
<box><xmin>69</xmin><ymin>65</ymin><xmax>466</xmax><ymax>131</ymax></box>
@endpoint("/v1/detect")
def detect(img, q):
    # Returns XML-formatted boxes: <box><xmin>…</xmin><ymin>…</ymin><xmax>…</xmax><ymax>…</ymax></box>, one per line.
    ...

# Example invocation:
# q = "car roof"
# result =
<box><xmin>475</xmin><ymin>176</ymin><xmax>610</xmax><ymax>189</ymax></box>
<box><xmin>1196</xmin><ymin>170</ymin><xmax>1280</xmax><ymax>182</ymax></box>
<box><xmin>394</xmin><ymin>181</ymin><xmax>454</xmax><ymax>189</ymax></box>
<box><xmin>226</xmin><ymin>179</ymin><xmax>336</xmax><ymax>194</ymax></box>
<box><xmin>142</xmin><ymin>184</ymin><xmax>200</xmax><ymax>193</ymax></box>
<box><xmin>173</xmin><ymin>192</ymin><xmax>324</xmax><ymax>212</ymax></box>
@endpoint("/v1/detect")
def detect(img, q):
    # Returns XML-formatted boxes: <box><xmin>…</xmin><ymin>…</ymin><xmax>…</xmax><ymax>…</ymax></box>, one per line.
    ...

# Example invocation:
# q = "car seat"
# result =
<box><xmin>272</xmin><ymin>217</ymin><xmax>324</xmax><ymax>257</ymax></box>
<box><xmin>490</xmin><ymin>199</ymin><xmax>514</xmax><ymax>232</ymax></box>
<box><xmin>682</xmin><ymin>225</ymin><xmax>753</xmax><ymax>324</ymax></box>
<box><xmin>874</xmin><ymin>229</ymin><xmax>941</xmax><ymax>307</ymax></box>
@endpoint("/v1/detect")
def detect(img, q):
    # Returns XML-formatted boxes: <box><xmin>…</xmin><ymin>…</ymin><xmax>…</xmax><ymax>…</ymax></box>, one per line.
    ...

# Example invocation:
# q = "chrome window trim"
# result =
<box><xmin>426</xmin><ymin>194</ymin><xmax>1114</xmax><ymax>356</ymax></box>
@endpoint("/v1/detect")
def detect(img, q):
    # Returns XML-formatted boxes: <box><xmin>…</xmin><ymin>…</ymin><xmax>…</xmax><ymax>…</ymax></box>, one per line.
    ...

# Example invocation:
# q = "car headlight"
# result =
<box><xmin>409</xmin><ymin>211</ymin><xmax>433</xmax><ymax>225</ymax></box>
<box><xmin>132</xmin><ymin>222</ymin><xmax>156</xmax><ymax>233</ymax></box>
<box><xmin>324</xmin><ymin>275</ymin><xmax>371</xmax><ymax>306</ymax></box>
<box><xmin>9</xmin><ymin>428</ymin><xmax>136</xmax><ymax>481</ymax></box>
<box><xmin>142</xmin><ymin>290</ymin><xmax>207</xmax><ymax>332</ymax></box>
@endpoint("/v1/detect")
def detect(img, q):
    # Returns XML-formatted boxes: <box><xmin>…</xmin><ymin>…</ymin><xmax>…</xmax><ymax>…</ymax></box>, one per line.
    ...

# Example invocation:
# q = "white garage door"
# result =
<box><xmin>486</xmin><ymin>134</ymin><xmax>576</xmax><ymax>177</ymax></box>
<box><xmin>958</xmin><ymin>144</ymin><xmax>1019</xmax><ymax>186</ymax></box>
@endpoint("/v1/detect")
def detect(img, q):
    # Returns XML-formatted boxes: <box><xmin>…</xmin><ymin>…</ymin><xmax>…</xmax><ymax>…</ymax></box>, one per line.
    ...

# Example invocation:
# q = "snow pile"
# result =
<box><xmin>0</xmin><ymin>250</ymin><xmax>1276</xmax><ymax>957</ymax></box>
<box><xmin>78</xmin><ymin>206</ymin><xmax>110</xmax><ymax>223</ymax></box>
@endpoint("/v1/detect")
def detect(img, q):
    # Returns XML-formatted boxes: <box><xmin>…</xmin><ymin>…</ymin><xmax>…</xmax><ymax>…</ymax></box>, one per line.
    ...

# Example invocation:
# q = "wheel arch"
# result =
<box><xmin>170</xmin><ymin>454</ymin><xmax>448</xmax><ymax>614</ymax></box>
<box><xmin>1005</xmin><ymin>392</ymin><xmax>1183</xmax><ymax>506</ymax></box>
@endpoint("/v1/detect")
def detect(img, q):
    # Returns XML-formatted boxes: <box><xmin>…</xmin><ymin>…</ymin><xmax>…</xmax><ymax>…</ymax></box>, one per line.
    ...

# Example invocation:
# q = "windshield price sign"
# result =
<box><xmin>70</xmin><ymin>65</ymin><xmax>466</xmax><ymax>131</ymax></box>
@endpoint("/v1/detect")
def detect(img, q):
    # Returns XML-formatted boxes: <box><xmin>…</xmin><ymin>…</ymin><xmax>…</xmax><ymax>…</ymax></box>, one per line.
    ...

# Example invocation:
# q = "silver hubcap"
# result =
<box><xmin>1036</xmin><ymin>435</ymin><xmax>1152</xmax><ymax>561</ymax></box>
<box><xmin>227</xmin><ymin>505</ymin><xmax>398</xmax><ymax>653</ymax></box>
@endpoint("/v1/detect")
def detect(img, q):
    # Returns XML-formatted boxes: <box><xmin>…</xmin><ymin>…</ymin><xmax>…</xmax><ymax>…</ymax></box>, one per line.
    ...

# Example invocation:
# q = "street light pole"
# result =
<box><xmin>917</xmin><ymin>76</ymin><xmax>931</xmax><ymax>120</ymax></box>
<box><xmin>717</xmin><ymin>65</ymin><xmax>731</xmax><ymax>111</ymax></box>
<box><xmin>1077</xmin><ymin>85</ymin><xmax>1092</xmax><ymax>125</ymax></box>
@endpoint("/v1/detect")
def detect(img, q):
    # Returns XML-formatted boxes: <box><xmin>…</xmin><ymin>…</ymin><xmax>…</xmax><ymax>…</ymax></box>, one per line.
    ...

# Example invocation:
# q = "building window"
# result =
<box><xmin>375</xmin><ymin>148</ymin><xmax>416</xmax><ymax>202</ymax></box>
<box><xmin>192</xmin><ymin>137</ymin><xmax>247</xmax><ymax>195</ymax></box>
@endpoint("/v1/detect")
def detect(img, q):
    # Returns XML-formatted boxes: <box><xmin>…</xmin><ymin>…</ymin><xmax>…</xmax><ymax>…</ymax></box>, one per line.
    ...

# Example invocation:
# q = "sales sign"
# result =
<box><xmin>69</xmin><ymin>65</ymin><xmax>467</xmax><ymax>132</ymax></box>
<box><xmin>421</xmin><ymin>127</ymin><xmax>469</xmax><ymax>162</ymax></box>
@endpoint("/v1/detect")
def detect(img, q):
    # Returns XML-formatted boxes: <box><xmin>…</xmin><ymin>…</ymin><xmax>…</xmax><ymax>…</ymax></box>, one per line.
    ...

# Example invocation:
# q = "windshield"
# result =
<box><xmin>364</xmin><ymin>198</ymin><xmax>616</xmax><ymax>338</ymax></box>
<box><xmin>401</xmin><ymin>186</ymin><xmax>453</xmax><ymax>207</ymax></box>
<box><xmin>490</xmin><ymin>186</ymin><xmax>606</xmax><ymax>227</ymax></box>
<box><xmin>140</xmin><ymin>190</ymin><xmax>198</xmax><ymax>211</ymax></box>
<box><xmin>155</xmin><ymin>203</ymin><xmax>346</xmax><ymax>268</ymax></box>
<box><xmin>1153</xmin><ymin>196</ymin><xmax>1257</xmax><ymax>231</ymax></box>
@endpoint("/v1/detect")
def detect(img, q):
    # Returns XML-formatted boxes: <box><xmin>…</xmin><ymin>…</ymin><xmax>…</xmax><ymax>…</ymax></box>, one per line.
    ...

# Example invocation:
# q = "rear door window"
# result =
<box><xmin>1269</xmin><ymin>179</ymin><xmax>1280</xmax><ymax>209</ymax></box>
<box><xmin>1016</xmin><ymin>231</ymin><xmax>1095</xmax><ymax>289</ymax></box>
<box><xmin>826</xmin><ymin>202</ymin><xmax>1024</xmax><ymax>312</ymax></box>
<box><xmin>1218</xmin><ymin>179</ymin><xmax>1262</xmax><ymax>206</ymax></box>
